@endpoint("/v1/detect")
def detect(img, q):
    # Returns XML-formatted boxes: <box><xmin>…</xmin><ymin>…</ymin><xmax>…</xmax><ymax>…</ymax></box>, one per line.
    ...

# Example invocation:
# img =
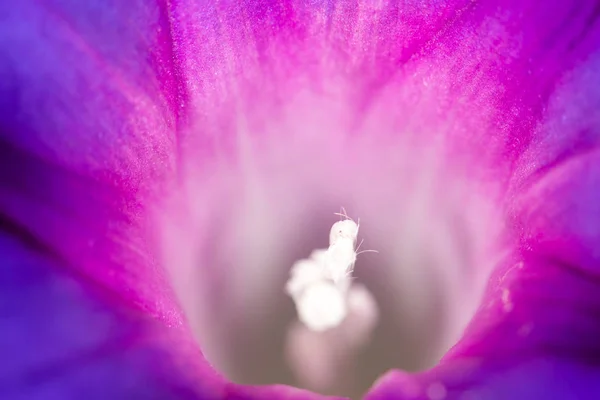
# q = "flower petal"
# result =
<box><xmin>0</xmin><ymin>1</ymin><xmax>351</xmax><ymax>399</ymax></box>
<box><xmin>4</xmin><ymin>0</ymin><xmax>600</xmax><ymax>398</ymax></box>
<box><xmin>166</xmin><ymin>0</ymin><xmax>600</xmax><ymax>397</ymax></box>
<box><xmin>0</xmin><ymin>0</ymin><xmax>181</xmax><ymax>318</ymax></box>
<box><xmin>363</xmin><ymin>1</ymin><xmax>600</xmax><ymax>398</ymax></box>
<box><xmin>0</xmin><ymin>228</ymin><xmax>224</xmax><ymax>398</ymax></box>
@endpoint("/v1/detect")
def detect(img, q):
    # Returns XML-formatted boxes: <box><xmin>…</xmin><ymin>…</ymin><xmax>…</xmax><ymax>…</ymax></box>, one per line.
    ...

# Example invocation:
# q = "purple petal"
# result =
<box><xmin>0</xmin><ymin>0</ymin><xmax>180</xmax><ymax>318</ymax></box>
<box><xmin>362</xmin><ymin>1</ymin><xmax>600</xmax><ymax>398</ymax></box>
<box><xmin>169</xmin><ymin>3</ymin><xmax>600</xmax><ymax>397</ymax></box>
<box><xmin>0</xmin><ymin>0</ymin><xmax>226</xmax><ymax>397</ymax></box>
<box><xmin>3</xmin><ymin>0</ymin><xmax>600</xmax><ymax>399</ymax></box>
<box><xmin>0</xmin><ymin>1</ymin><xmax>335</xmax><ymax>399</ymax></box>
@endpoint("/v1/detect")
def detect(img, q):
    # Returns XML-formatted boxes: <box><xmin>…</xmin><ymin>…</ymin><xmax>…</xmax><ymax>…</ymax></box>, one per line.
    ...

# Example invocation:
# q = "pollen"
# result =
<box><xmin>295</xmin><ymin>281</ymin><xmax>347</xmax><ymax>331</ymax></box>
<box><xmin>285</xmin><ymin>209</ymin><xmax>374</xmax><ymax>332</ymax></box>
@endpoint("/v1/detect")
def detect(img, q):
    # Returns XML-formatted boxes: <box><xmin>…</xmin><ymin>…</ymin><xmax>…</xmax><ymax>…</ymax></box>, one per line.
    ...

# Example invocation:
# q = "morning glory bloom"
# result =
<box><xmin>1</xmin><ymin>0</ymin><xmax>600</xmax><ymax>399</ymax></box>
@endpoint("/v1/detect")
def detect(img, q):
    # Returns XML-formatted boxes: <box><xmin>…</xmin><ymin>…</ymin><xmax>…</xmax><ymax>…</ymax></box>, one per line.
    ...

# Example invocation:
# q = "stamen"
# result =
<box><xmin>295</xmin><ymin>281</ymin><xmax>347</xmax><ymax>332</ymax></box>
<box><xmin>285</xmin><ymin>210</ymin><xmax>375</xmax><ymax>332</ymax></box>
<box><xmin>284</xmin><ymin>210</ymin><xmax>380</xmax><ymax>391</ymax></box>
<box><xmin>324</xmin><ymin>238</ymin><xmax>357</xmax><ymax>284</ymax></box>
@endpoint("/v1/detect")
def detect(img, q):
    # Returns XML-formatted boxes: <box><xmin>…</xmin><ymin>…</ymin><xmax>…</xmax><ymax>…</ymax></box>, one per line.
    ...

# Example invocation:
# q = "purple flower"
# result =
<box><xmin>1</xmin><ymin>0</ymin><xmax>600</xmax><ymax>399</ymax></box>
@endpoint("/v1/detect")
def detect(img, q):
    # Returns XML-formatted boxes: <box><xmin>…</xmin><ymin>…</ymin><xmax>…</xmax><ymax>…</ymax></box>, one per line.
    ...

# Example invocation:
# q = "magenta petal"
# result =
<box><xmin>365</xmin><ymin>2</ymin><xmax>600</xmax><ymax>398</ymax></box>
<box><xmin>0</xmin><ymin>229</ymin><xmax>226</xmax><ymax>399</ymax></box>
<box><xmin>0</xmin><ymin>1</ymin><xmax>350</xmax><ymax>398</ymax></box>
<box><xmin>4</xmin><ymin>0</ymin><xmax>600</xmax><ymax>399</ymax></box>
<box><xmin>1</xmin><ymin>1</ymin><xmax>218</xmax><ymax>398</ymax></box>
<box><xmin>367</xmin><ymin>358</ymin><xmax>600</xmax><ymax>400</ymax></box>
<box><xmin>0</xmin><ymin>0</ymin><xmax>182</xmax><ymax>318</ymax></box>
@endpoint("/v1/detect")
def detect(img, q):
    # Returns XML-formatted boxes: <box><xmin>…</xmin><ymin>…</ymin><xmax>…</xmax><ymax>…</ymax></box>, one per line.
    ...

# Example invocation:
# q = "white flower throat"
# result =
<box><xmin>285</xmin><ymin>211</ymin><xmax>376</xmax><ymax>331</ymax></box>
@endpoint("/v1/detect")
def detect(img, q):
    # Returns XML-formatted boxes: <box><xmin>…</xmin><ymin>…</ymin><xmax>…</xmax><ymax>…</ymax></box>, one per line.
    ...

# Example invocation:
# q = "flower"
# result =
<box><xmin>1</xmin><ymin>0</ymin><xmax>600</xmax><ymax>399</ymax></box>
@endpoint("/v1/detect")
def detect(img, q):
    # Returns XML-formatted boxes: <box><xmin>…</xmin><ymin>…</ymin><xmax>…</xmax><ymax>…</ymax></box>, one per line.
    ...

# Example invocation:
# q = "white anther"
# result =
<box><xmin>323</xmin><ymin>238</ymin><xmax>357</xmax><ymax>284</ymax></box>
<box><xmin>330</xmin><ymin>207</ymin><xmax>360</xmax><ymax>246</ymax></box>
<box><xmin>285</xmin><ymin>208</ymin><xmax>376</xmax><ymax>332</ymax></box>
<box><xmin>323</xmin><ymin>208</ymin><xmax>376</xmax><ymax>285</ymax></box>
<box><xmin>295</xmin><ymin>281</ymin><xmax>347</xmax><ymax>332</ymax></box>
<box><xmin>286</xmin><ymin>258</ymin><xmax>327</xmax><ymax>298</ymax></box>
<box><xmin>309</xmin><ymin>248</ymin><xmax>328</xmax><ymax>263</ymax></box>
<box><xmin>329</xmin><ymin>219</ymin><xmax>359</xmax><ymax>246</ymax></box>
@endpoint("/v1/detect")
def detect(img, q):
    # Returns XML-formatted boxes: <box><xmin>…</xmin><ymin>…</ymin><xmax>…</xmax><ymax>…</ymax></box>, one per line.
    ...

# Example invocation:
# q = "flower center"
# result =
<box><xmin>159</xmin><ymin>102</ymin><xmax>502</xmax><ymax>398</ymax></box>
<box><xmin>163</xmin><ymin>195</ymin><xmax>498</xmax><ymax>398</ymax></box>
<box><xmin>286</xmin><ymin>212</ymin><xmax>369</xmax><ymax>332</ymax></box>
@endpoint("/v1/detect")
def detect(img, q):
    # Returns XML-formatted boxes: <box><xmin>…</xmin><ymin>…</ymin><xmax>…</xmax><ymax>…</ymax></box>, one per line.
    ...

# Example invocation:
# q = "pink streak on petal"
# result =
<box><xmin>0</xmin><ymin>1</ymin><xmax>226</xmax><ymax>398</ymax></box>
<box><xmin>0</xmin><ymin>2</ymin><xmax>355</xmax><ymax>399</ymax></box>
<box><xmin>0</xmin><ymin>0</ymin><xmax>183</xmax><ymax>321</ymax></box>
<box><xmin>169</xmin><ymin>0</ymin><xmax>597</xmax><ymax>169</ymax></box>
<box><xmin>444</xmin><ymin>48</ymin><xmax>600</xmax><ymax>369</ymax></box>
<box><xmin>366</xmin><ymin>5</ymin><xmax>600</xmax><ymax>398</ymax></box>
